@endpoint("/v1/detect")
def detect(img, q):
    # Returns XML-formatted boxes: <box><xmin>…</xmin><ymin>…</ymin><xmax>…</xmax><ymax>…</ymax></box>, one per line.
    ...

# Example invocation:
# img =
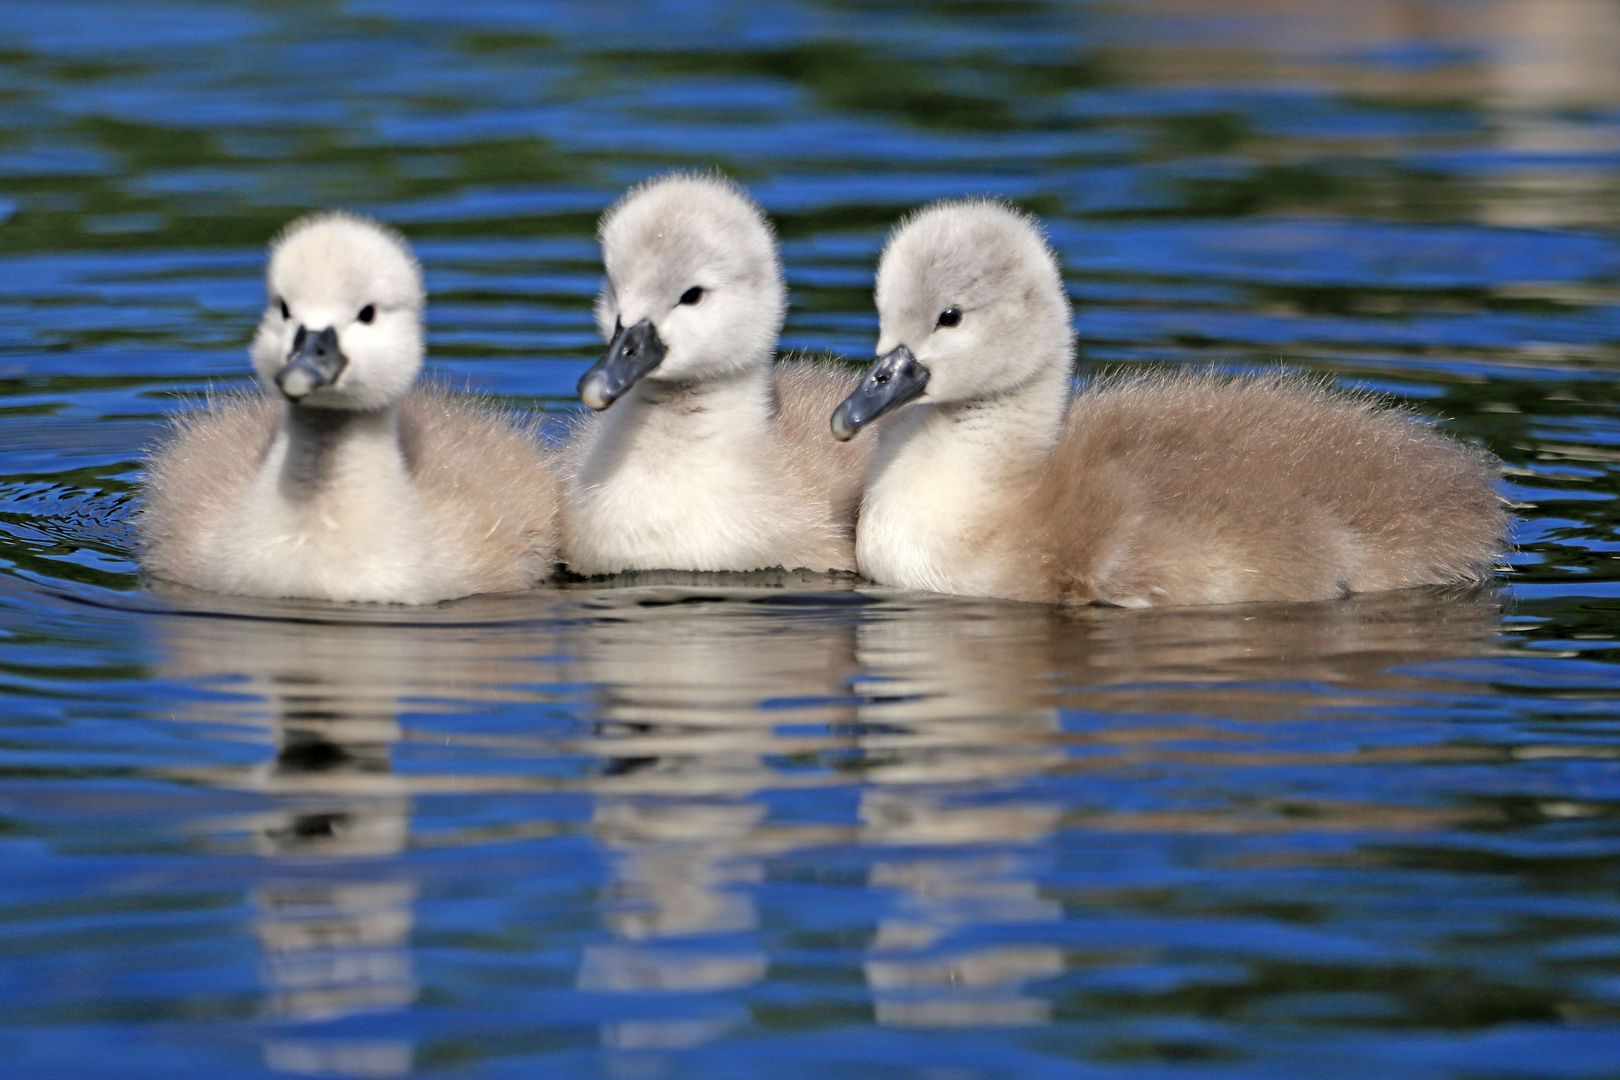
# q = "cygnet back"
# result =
<box><xmin>1030</xmin><ymin>373</ymin><xmax>1505</xmax><ymax>606</ymax></box>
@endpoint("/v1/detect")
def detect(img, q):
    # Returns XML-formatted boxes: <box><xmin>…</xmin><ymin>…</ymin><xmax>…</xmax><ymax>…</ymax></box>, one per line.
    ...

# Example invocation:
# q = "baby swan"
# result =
<box><xmin>831</xmin><ymin>201</ymin><xmax>1506</xmax><ymax>607</ymax></box>
<box><xmin>140</xmin><ymin>212</ymin><xmax>558</xmax><ymax>604</ymax></box>
<box><xmin>562</xmin><ymin>172</ymin><xmax>870</xmax><ymax>575</ymax></box>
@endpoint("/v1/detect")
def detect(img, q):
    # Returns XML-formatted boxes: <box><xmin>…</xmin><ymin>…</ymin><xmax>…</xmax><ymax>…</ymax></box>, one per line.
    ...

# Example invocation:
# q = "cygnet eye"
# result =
<box><xmin>936</xmin><ymin>306</ymin><xmax>962</xmax><ymax>329</ymax></box>
<box><xmin>678</xmin><ymin>286</ymin><xmax>704</xmax><ymax>306</ymax></box>
<box><xmin>278</xmin><ymin>298</ymin><xmax>290</xmax><ymax>320</ymax></box>
<box><xmin>357</xmin><ymin>304</ymin><xmax>376</xmax><ymax>324</ymax></box>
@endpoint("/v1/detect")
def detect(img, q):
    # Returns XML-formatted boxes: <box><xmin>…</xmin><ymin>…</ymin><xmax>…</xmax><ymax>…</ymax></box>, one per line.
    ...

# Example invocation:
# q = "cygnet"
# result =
<box><xmin>830</xmin><ymin>200</ymin><xmax>1506</xmax><ymax>607</ymax></box>
<box><xmin>562</xmin><ymin>173</ymin><xmax>872</xmax><ymax>575</ymax></box>
<box><xmin>140</xmin><ymin>212</ymin><xmax>559</xmax><ymax>604</ymax></box>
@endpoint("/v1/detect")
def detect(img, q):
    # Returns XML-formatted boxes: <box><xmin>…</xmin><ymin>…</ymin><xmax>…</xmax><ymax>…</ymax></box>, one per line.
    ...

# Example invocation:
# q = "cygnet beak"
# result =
<box><xmin>578</xmin><ymin>318</ymin><xmax>667</xmax><ymax>411</ymax></box>
<box><xmin>830</xmin><ymin>344</ymin><xmax>930</xmax><ymax>441</ymax></box>
<box><xmin>276</xmin><ymin>326</ymin><xmax>347</xmax><ymax>401</ymax></box>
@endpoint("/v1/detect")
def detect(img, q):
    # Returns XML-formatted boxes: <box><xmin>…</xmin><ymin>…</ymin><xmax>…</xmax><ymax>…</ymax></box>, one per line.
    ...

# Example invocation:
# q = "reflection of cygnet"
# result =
<box><xmin>563</xmin><ymin>173</ymin><xmax>874</xmax><ymax>574</ymax></box>
<box><xmin>140</xmin><ymin>213</ymin><xmax>558</xmax><ymax>603</ymax></box>
<box><xmin>833</xmin><ymin>200</ymin><xmax>1507</xmax><ymax>607</ymax></box>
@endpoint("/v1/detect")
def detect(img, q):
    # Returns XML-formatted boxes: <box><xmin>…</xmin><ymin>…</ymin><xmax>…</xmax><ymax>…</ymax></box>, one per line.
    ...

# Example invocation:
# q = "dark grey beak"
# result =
<box><xmin>830</xmin><ymin>344</ymin><xmax>930</xmax><ymax>441</ymax></box>
<box><xmin>578</xmin><ymin>318</ymin><xmax>667</xmax><ymax>411</ymax></box>
<box><xmin>276</xmin><ymin>326</ymin><xmax>346</xmax><ymax>400</ymax></box>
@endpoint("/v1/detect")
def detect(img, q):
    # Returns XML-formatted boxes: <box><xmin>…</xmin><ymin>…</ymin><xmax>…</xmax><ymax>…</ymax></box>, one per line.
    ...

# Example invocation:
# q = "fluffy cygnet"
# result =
<box><xmin>562</xmin><ymin>172</ymin><xmax>871</xmax><ymax>575</ymax></box>
<box><xmin>140</xmin><ymin>212</ymin><xmax>559</xmax><ymax>604</ymax></box>
<box><xmin>830</xmin><ymin>200</ymin><xmax>1506</xmax><ymax>607</ymax></box>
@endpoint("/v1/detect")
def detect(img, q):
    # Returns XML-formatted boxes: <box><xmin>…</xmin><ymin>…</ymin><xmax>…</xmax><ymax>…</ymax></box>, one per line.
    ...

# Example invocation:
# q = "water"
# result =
<box><xmin>2</xmin><ymin>0</ymin><xmax>1620</xmax><ymax>1075</ymax></box>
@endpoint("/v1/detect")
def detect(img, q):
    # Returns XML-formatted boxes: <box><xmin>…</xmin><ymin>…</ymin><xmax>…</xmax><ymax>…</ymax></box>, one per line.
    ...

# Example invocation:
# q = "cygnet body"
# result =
<box><xmin>831</xmin><ymin>201</ymin><xmax>1506</xmax><ymax>607</ymax></box>
<box><xmin>562</xmin><ymin>173</ymin><xmax>871</xmax><ymax>575</ymax></box>
<box><xmin>140</xmin><ymin>212</ymin><xmax>558</xmax><ymax>604</ymax></box>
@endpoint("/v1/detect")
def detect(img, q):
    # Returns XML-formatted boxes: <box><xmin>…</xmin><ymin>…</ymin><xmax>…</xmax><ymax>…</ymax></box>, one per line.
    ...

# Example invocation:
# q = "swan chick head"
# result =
<box><xmin>251</xmin><ymin>212</ymin><xmax>425</xmax><ymax>411</ymax></box>
<box><xmin>580</xmin><ymin>173</ymin><xmax>785</xmax><ymax>410</ymax></box>
<box><xmin>832</xmin><ymin>200</ymin><xmax>1071</xmax><ymax>439</ymax></box>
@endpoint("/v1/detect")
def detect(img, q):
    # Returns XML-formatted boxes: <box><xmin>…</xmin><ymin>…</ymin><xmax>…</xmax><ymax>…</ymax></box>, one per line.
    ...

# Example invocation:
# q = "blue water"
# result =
<box><xmin>3</xmin><ymin>1</ymin><xmax>1620</xmax><ymax>1076</ymax></box>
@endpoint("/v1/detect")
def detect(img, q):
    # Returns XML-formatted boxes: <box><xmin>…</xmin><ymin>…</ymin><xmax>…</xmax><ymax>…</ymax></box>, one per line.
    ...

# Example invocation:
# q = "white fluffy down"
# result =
<box><xmin>562</xmin><ymin>172</ymin><xmax>873</xmax><ymax>575</ymax></box>
<box><xmin>140</xmin><ymin>213</ymin><xmax>559</xmax><ymax>604</ymax></box>
<box><xmin>853</xmin><ymin>199</ymin><xmax>1506</xmax><ymax>606</ymax></box>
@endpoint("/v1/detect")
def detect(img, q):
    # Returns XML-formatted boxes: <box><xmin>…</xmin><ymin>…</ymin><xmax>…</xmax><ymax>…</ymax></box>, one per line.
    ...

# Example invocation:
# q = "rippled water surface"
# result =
<box><xmin>4</xmin><ymin>1</ymin><xmax>1620</xmax><ymax>1076</ymax></box>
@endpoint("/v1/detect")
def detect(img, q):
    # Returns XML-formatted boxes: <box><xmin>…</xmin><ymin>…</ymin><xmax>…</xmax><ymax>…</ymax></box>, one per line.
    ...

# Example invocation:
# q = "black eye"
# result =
<box><xmin>936</xmin><ymin>306</ymin><xmax>962</xmax><ymax>328</ymax></box>
<box><xmin>679</xmin><ymin>286</ymin><xmax>704</xmax><ymax>306</ymax></box>
<box><xmin>357</xmin><ymin>304</ymin><xmax>376</xmax><ymax>324</ymax></box>
<box><xmin>278</xmin><ymin>298</ymin><xmax>290</xmax><ymax>320</ymax></box>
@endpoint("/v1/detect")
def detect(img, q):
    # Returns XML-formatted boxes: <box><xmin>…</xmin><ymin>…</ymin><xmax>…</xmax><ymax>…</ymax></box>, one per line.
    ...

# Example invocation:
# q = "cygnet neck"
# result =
<box><xmin>277</xmin><ymin>401</ymin><xmax>402</xmax><ymax>502</ymax></box>
<box><xmin>931</xmin><ymin>362</ymin><xmax>1071</xmax><ymax>461</ymax></box>
<box><xmin>620</xmin><ymin>359</ymin><xmax>776</xmax><ymax>440</ymax></box>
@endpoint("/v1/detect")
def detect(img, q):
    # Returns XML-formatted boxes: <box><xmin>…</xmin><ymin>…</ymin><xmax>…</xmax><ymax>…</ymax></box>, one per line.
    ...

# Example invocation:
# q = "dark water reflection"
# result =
<box><xmin>3</xmin><ymin>0</ymin><xmax>1620</xmax><ymax>1076</ymax></box>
